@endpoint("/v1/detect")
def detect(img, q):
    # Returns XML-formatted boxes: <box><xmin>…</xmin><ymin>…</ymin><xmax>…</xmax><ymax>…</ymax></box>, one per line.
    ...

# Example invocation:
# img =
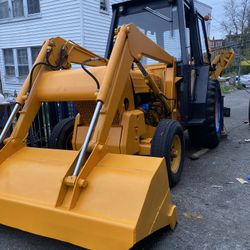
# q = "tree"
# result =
<box><xmin>221</xmin><ymin>0</ymin><xmax>250</xmax><ymax>79</ymax></box>
<box><xmin>221</xmin><ymin>0</ymin><xmax>250</xmax><ymax>35</ymax></box>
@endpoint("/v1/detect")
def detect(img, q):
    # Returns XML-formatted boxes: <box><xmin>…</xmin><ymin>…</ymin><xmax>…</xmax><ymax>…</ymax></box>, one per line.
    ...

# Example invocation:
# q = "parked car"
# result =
<box><xmin>239</xmin><ymin>74</ymin><xmax>250</xmax><ymax>88</ymax></box>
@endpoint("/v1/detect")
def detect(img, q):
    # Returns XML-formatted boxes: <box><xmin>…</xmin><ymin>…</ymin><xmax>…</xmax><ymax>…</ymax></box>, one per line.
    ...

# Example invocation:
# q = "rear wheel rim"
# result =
<box><xmin>215</xmin><ymin>98</ymin><xmax>221</xmax><ymax>134</ymax></box>
<box><xmin>170</xmin><ymin>135</ymin><xmax>182</xmax><ymax>174</ymax></box>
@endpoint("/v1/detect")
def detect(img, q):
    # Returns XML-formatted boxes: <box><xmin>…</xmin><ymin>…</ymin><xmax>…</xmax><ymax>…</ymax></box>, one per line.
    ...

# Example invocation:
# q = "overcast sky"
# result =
<box><xmin>198</xmin><ymin>0</ymin><xmax>231</xmax><ymax>39</ymax></box>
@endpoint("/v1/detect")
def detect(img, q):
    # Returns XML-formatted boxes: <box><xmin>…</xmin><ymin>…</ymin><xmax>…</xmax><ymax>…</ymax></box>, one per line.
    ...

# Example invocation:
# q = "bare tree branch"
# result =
<box><xmin>221</xmin><ymin>0</ymin><xmax>250</xmax><ymax>35</ymax></box>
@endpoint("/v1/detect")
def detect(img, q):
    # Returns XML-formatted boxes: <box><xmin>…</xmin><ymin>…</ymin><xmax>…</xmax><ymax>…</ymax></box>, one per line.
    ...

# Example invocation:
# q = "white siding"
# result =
<box><xmin>82</xmin><ymin>0</ymin><xmax>123</xmax><ymax>57</ymax></box>
<box><xmin>0</xmin><ymin>0</ymin><xmax>81</xmax><ymax>95</ymax></box>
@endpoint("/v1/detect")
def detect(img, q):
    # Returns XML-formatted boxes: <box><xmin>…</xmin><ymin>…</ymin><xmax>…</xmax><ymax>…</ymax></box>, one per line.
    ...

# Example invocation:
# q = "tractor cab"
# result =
<box><xmin>107</xmin><ymin>0</ymin><xmax>210</xmax><ymax>66</ymax></box>
<box><xmin>106</xmin><ymin>0</ymin><xmax>213</xmax><ymax>129</ymax></box>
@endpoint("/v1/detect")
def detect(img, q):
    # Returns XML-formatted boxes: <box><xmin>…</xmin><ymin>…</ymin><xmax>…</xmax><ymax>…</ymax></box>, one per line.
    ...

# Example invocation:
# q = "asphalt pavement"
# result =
<box><xmin>0</xmin><ymin>89</ymin><xmax>249</xmax><ymax>250</ymax></box>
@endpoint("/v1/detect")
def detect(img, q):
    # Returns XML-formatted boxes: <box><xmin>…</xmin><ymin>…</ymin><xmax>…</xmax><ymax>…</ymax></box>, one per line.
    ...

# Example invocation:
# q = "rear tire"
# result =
<box><xmin>151</xmin><ymin>119</ymin><xmax>185</xmax><ymax>187</ymax></box>
<box><xmin>48</xmin><ymin>117</ymin><xmax>74</xmax><ymax>149</ymax></box>
<box><xmin>189</xmin><ymin>80</ymin><xmax>223</xmax><ymax>148</ymax></box>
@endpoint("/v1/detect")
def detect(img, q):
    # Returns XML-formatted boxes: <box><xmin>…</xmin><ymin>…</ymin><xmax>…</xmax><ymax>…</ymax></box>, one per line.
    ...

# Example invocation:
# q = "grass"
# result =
<box><xmin>220</xmin><ymin>84</ymin><xmax>241</xmax><ymax>94</ymax></box>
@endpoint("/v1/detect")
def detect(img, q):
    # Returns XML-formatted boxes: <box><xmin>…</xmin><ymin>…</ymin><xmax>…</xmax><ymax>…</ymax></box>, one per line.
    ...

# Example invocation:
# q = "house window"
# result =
<box><xmin>12</xmin><ymin>0</ymin><xmax>24</xmax><ymax>17</ymax></box>
<box><xmin>31</xmin><ymin>46</ymin><xmax>41</xmax><ymax>63</ymax></box>
<box><xmin>0</xmin><ymin>0</ymin><xmax>9</xmax><ymax>19</ymax></box>
<box><xmin>27</xmin><ymin>0</ymin><xmax>40</xmax><ymax>14</ymax></box>
<box><xmin>100</xmin><ymin>0</ymin><xmax>108</xmax><ymax>12</ymax></box>
<box><xmin>3</xmin><ymin>49</ymin><xmax>15</xmax><ymax>76</ymax></box>
<box><xmin>3</xmin><ymin>46</ymin><xmax>42</xmax><ymax>78</ymax></box>
<box><xmin>0</xmin><ymin>0</ymin><xmax>40</xmax><ymax>20</ymax></box>
<box><xmin>17</xmin><ymin>48</ymin><xmax>29</xmax><ymax>76</ymax></box>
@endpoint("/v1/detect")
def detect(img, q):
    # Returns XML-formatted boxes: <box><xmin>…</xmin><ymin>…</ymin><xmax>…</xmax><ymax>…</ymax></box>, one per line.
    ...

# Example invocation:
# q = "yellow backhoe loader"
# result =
<box><xmin>0</xmin><ymin>0</ymin><xmax>234</xmax><ymax>249</ymax></box>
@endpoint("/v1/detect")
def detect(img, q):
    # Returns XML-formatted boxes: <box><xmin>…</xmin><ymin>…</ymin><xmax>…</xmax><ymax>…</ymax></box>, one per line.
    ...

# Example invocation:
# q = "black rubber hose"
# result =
<box><xmin>29</xmin><ymin>48</ymin><xmax>68</xmax><ymax>92</ymax></box>
<box><xmin>28</xmin><ymin>62</ymin><xmax>51</xmax><ymax>93</ymax></box>
<box><xmin>81</xmin><ymin>57</ymin><xmax>106</xmax><ymax>91</ymax></box>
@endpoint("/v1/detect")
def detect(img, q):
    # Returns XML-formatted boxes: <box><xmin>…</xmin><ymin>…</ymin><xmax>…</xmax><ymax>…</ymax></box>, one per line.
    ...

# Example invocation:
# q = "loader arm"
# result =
<box><xmin>56</xmin><ymin>24</ymin><xmax>178</xmax><ymax>208</ymax></box>
<box><xmin>16</xmin><ymin>37</ymin><xmax>107</xmax><ymax>106</ymax></box>
<box><xmin>96</xmin><ymin>24</ymin><xmax>175</xmax><ymax>144</ymax></box>
<box><xmin>211</xmin><ymin>49</ymin><xmax>235</xmax><ymax>80</ymax></box>
<box><xmin>55</xmin><ymin>24</ymin><xmax>178</xmax><ymax>246</ymax></box>
<box><xmin>0</xmin><ymin>37</ymin><xmax>108</xmax><ymax>164</ymax></box>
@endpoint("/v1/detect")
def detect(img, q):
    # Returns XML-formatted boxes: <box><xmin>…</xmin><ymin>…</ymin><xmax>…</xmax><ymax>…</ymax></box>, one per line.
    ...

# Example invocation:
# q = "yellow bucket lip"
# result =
<box><xmin>0</xmin><ymin>190</ymin><xmax>176</xmax><ymax>250</ymax></box>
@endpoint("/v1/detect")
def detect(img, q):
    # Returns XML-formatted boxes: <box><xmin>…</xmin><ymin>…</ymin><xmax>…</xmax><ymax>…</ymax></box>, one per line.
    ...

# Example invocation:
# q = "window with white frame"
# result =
<box><xmin>12</xmin><ymin>0</ymin><xmax>24</xmax><ymax>17</ymax></box>
<box><xmin>27</xmin><ymin>0</ymin><xmax>40</xmax><ymax>14</ymax></box>
<box><xmin>0</xmin><ymin>1</ymin><xmax>9</xmax><ymax>19</ymax></box>
<box><xmin>0</xmin><ymin>0</ymin><xmax>40</xmax><ymax>20</ymax></box>
<box><xmin>17</xmin><ymin>48</ymin><xmax>29</xmax><ymax>76</ymax></box>
<box><xmin>3</xmin><ymin>46</ymin><xmax>41</xmax><ymax>78</ymax></box>
<box><xmin>3</xmin><ymin>49</ymin><xmax>15</xmax><ymax>76</ymax></box>
<box><xmin>100</xmin><ymin>0</ymin><xmax>108</xmax><ymax>13</ymax></box>
<box><xmin>31</xmin><ymin>47</ymin><xmax>41</xmax><ymax>63</ymax></box>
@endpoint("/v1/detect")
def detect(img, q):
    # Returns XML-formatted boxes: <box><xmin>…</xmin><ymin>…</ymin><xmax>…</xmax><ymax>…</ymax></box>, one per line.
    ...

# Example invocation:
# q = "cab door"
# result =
<box><xmin>185</xmin><ymin>4</ymin><xmax>212</xmax><ymax>122</ymax></box>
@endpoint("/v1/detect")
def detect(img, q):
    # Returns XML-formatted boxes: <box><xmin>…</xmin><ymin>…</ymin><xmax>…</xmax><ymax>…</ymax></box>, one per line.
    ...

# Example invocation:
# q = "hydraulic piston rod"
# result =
<box><xmin>136</xmin><ymin>61</ymin><xmax>171</xmax><ymax>114</ymax></box>
<box><xmin>72</xmin><ymin>101</ymin><xmax>103</xmax><ymax>176</ymax></box>
<box><xmin>0</xmin><ymin>103</ymin><xmax>21</xmax><ymax>145</ymax></box>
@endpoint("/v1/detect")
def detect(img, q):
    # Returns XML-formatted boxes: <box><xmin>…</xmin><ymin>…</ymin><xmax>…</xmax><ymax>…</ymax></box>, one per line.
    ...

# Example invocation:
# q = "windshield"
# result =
<box><xmin>118</xmin><ymin>3</ymin><xmax>181</xmax><ymax>64</ymax></box>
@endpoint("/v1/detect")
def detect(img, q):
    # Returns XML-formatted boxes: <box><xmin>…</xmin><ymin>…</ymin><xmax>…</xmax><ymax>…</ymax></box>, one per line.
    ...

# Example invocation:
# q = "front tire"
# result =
<box><xmin>48</xmin><ymin>117</ymin><xmax>74</xmax><ymax>149</ymax></box>
<box><xmin>189</xmin><ymin>80</ymin><xmax>223</xmax><ymax>148</ymax></box>
<box><xmin>151</xmin><ymin>119</ymin><xmax>185</xmax><ymax>187</ymax></box>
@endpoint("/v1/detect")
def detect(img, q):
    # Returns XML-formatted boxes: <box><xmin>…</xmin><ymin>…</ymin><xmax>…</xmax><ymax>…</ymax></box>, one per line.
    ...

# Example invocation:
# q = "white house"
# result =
<box><xmin>0</xmin><ymin>0</ymin><xmax>211</xmax><ymax>96</ymax></box>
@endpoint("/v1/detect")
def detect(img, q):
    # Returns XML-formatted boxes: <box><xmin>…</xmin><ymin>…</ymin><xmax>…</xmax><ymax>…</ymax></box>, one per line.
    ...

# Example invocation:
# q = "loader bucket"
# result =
<box><xmin>0</xmin><ymin>146</ymin><xmax>176</xmax><ymax>249</ymax></box>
